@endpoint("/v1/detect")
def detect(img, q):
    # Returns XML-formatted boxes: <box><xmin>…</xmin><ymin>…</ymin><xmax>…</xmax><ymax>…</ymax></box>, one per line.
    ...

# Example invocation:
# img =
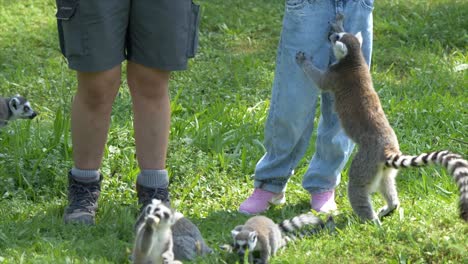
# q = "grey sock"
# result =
<box><xmin>71</xmin><ymin>167</ymin><xmax>100</xmax><ymax>183</ymax></box>
<box><xmin>137</xmin><ymin>169</ymin><xmax>169</xmax><ymax>189</ymax></box>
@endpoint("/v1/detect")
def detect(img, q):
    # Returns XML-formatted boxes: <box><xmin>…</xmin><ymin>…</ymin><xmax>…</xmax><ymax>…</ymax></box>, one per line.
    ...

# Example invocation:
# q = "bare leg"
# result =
<box><xmin>72</xmin><ymin>66</ymin><xmax>121</xmax><ymax>169</ymax></box>
<box><xmin>127</xmin><ymin>61</ymin><xmax>171</xmax><ymax>170</ymax></box>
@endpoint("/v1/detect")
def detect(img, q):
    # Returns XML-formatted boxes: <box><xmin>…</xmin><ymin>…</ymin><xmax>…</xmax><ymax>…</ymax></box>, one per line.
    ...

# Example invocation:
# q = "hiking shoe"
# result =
<box><xmin>239</xmin><ymin>188</ymin><xmax>286</xmax><ymax>215</ymax></box>
<box><xmin>136</xmin><ymin>184</ymin><xmax>171</xmax><ymax>209</ymax></box>
<box><xmin>63</xmin><ymin>172</ymin><xmax>102</xmax><ymax>225</ymax></box>
<box><xmin>310</xmin><ymin>190</ymin><xmax>337</xmax><ymax>213</ymax></box>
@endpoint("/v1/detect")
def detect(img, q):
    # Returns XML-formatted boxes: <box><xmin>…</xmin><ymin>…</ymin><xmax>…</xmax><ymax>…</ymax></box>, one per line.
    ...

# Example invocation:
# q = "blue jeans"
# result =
<box><xmin>254</xmin><ymin>0</ymin><xmax>374</xmax><ymax>194</ymax></box>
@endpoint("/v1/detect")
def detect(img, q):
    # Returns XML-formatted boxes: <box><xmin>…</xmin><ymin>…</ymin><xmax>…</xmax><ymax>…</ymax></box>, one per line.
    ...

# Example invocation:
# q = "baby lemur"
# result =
<box><xmin>295</xmin><ymin>14</ymin><xmax>468</xmax><ymax>223</ymax></box>
<box><xmin>228</xmin><ymin>212</ymin><xmax>325</xmax><ymax>264</ymax></box>
<box><xmin>0</xmin><ymin>95</ymin><xmax>37</xmax><ymax>128</ymax></box>
<box><xmin>133</xmin><ymin>199</ymin><xmax>183</xmax><ymax>264</ymax></box>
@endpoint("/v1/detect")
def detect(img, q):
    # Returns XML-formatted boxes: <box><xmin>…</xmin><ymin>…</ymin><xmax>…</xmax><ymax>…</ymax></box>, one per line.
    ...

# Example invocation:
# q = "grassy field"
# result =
<box><xmin>0</xmin><ymin>0</ymin><xmax>467</xmax><ymax>263</ymax></box>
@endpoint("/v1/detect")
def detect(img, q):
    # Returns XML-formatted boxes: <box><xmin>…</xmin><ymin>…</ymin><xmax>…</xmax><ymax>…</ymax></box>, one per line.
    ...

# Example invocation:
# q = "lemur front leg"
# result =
<box><xmin>329</xmin><ymin>12</ymin><xmax>345</xmax><ymax>33</ymax></box>
<box><xmin>295</xmin><ymin>51</ymin><xmax>327</xmax><ymax>89</ymax></box>
<box><xmin>162</xmin><ymin>250</ymin><xmax>181</xmax><ymax>264</ymax></box>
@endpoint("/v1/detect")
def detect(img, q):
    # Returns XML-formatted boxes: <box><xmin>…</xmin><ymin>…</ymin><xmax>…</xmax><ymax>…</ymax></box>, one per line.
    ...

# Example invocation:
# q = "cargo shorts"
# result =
<box><xmin>55</xmin><ymin>0</ymin><xmax>200</xmax><ymax>72</ymax></box>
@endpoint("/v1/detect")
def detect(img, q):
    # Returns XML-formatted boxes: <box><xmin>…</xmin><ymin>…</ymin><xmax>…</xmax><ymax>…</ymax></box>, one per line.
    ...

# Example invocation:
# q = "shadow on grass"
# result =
<box><xmin>0</xmin><ymin>199</ymin><xmax>136</xmax><ymax>263</ymax></box>
<box><xmin>184</xmin><ymin>200</ymin><xmax>339</xmax><ymax>263</ymax></box>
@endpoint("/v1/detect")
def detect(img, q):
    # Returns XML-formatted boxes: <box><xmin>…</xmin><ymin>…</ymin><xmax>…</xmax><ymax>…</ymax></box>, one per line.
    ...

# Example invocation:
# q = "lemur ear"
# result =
<box><xmin>10</xmin><ymin>98</ymin><xmax>19</xmax><ymax>109</ymax></box>
<box><xmin>248</xmin><ymin>231</ymin><xmax>257</xmax><ymax>241</ymax></box>
<box><xmin>173</xmin><ymin>211</ymin><xmax>184</xmax><ymax>221</ymax></box>
<box><xmin>355</xmin><ymin>31</ymin><xmax>363</xmax><ymax>47</ymax></box>
<box><xmin>231</xmin><ymin>225</ymin><xmax>243</xmax><ymax>238</ymax></box>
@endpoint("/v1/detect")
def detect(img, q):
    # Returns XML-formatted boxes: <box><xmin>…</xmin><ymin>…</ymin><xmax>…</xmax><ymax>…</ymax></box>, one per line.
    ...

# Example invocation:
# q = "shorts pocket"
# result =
<box><xmin>56</xmin><ymin>0</ymin><xmax>85</xmax><ymax>57</ymax></box>
<box><xmin>186</xmin><ymin>1</ymin><xmax>200</xmax><ymax>58</ymax></box>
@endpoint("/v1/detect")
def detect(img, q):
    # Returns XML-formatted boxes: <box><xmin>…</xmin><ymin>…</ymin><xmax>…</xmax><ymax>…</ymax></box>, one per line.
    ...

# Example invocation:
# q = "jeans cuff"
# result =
<box><xmin>253</xmin><ymin>180</ymin><xmax>287</xmax><ymax>194</ymax></box>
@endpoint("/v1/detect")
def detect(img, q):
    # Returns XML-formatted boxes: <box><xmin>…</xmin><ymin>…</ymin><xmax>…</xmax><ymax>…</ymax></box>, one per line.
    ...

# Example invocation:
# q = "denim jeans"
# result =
<box><xmin>254</xmin><ymin>0</ymin><xmax>374</xmax><ymax>194</ymax></box>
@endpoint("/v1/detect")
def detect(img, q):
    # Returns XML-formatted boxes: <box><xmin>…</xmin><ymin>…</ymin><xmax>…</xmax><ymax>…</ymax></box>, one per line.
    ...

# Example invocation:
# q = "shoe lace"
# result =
<box><xmin>68</xmin><ymin>182</ymin><xmax>99</xmax><ymax>213</ymax></box>
<box><xmin>139</xmin><ymin>186</ymin><xmax>170</xmax><ymax>206</ymax></box>
<box><xmin>152</xmin><ymin>188</ymin><xmax>169</xmax><ymax>201</ymax></box>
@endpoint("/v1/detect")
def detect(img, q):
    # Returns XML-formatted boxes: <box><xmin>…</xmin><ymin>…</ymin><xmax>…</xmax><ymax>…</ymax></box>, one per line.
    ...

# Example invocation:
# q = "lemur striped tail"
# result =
<box><xmin>277</xmin><ymin>212</ymin><xmax>326</xmax><ymax>240</ymax></box>
<box><xmin>385</xmin><ymin>150</ymin><xmax>468</xmax><ymax>221</ymax></box>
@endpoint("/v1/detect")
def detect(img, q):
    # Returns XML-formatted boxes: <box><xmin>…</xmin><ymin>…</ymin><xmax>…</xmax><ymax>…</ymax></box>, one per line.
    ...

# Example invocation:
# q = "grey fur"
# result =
<box><xmin>295</xmin><ymin>14</ymin><xmax>468</xmax><ymax>223</ymax></box>
<box><xmin>0</xmin><ymin>95</ymin><xmax>37</xmax><ymax>128</ymax></box>
<box><xmin>229</xmin><ymin>213</ymin><xmax>324</xmax><ymax>264</ymax></box>
<box><xmin>172</xmin><ymin>216</ymin><xmax>213</xmax><ymax>261</ymax></box>
<box><xmin>329</xmin><ymin>12</ymin><xmax>345</xmax><ymax>33</ymax></box>
<box><xmin>133</xmin><ymin>199</ymin><xmax>182</xmax><ymax>264</ymax></box>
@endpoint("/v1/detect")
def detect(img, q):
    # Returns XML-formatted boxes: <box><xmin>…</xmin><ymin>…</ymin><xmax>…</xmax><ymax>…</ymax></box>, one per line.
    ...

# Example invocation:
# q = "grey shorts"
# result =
<box><xmin>55</xmin><ymin>0</ymin><xmax>200</xmax><ymax>72</ymax></box>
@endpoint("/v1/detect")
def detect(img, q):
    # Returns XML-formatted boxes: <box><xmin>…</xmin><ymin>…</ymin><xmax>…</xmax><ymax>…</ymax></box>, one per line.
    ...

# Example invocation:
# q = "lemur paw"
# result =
<box><xmin>295</xmin><ymin>51</ymin><xmax>308</xmax><ymax>65</ymax></box>
<box><xmin>378</xmin><ymin>204</ymin><xmax>399</xmax><ymax>218</ymax></box>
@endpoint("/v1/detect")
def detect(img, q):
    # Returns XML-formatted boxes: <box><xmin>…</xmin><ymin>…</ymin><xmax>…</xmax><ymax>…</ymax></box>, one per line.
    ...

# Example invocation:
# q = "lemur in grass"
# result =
<box><xmin>133</xmin><ymin>199</ymin><xmax>213</xmax><ymax>263</ymax></box>
<box><xmin>133</xmin><ymin>199</ymin><xmax>182</xmax><ymax>264</ymax></box>
<box><xmin>295</xmin><ymin>13</ymin><xmax>468</xmax><ymax>224</ymax></box>
<box><xmin>0</xmin><ymin>95</ymin><xmax>37</xmax><ymax>128</ymax></box>
<box><xmin>224</xmin><ymin>213</ymin><xmax>327</xmax><ymax>264</ymax></box>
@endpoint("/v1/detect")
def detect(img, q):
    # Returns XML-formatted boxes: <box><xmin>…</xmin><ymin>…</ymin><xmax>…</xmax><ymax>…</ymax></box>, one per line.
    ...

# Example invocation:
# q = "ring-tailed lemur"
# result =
<box><xmin>295</xmin><ymin>14</ymin><xmax>468</xmax><ymax>223</ymax></box>
<box><xmin>0</xmin><ymin>95</ymin><xmax>37</xmax><ymax>128</ymax></box>
<box><xmin>133</xmin><ymin>199</ymin><xmax>183</xmax><ymax>264</ymax></box>
<box><xmin>226</xmin><ymin>213</ymin><xmax>326</xmax><ymax>264</ymax></box>
<box><xmin>172</xmin><ymin>216</ymin><xmax>213</xmax><ymax>261</ymax></box>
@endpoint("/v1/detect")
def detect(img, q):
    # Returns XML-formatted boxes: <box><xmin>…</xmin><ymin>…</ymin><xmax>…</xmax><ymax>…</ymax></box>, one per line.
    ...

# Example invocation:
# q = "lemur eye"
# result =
<box><xmin>163</xmin><ymin>212</ymin><xmax>170</xmax><ymax>219</ymax></box>
<box><xmin>335</xmin><ymin>35</ymin><xmax>340</xmax><ymax>41</ymax></box>
<box><xmin>24</xmin><ymin>106</ymin><xmax>30</xmax><ymax>111</ymax></box>
<box><xmin>145</xmin><ymin>206</ymin><xmax>152</xmax><ymax>215</ymax></box>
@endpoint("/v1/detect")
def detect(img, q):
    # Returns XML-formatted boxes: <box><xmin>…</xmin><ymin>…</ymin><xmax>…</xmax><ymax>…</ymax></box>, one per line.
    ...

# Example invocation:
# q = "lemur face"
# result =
<box><xmin>329</xmin><ymin>32</ymin><xmax>363</xmax><ymax>61</ymax></box>
<box><xmin>143</xmin><ymin>199</ymin><xmax>175</xmax><ymax>229</ymax></box>
<box><xmin>330</xmin><ymin>32</ymin><xmax>348</xmax><ymax>60</ymax></box>
<box><xmin>8</xmin><ymin>95</ymin><xmax>37</xmax><ymax>120</ymax></box>
<box><xmin>231</xmin><ymin>228</ymin><xmax>258</xmax><ymax>257</ymax></box>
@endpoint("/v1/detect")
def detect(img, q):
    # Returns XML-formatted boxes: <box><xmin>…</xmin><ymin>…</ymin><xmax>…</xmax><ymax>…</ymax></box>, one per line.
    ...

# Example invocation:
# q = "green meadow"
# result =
<box><xmin>0</xmin><ymin>0</ymin><xmax>466</xmax><ymax>263</ymax></box>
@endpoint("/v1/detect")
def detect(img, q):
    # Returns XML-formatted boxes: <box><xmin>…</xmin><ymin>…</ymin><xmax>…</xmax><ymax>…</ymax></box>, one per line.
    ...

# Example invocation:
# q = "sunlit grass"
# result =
<box><xmin>0</xmin><ymin>0</ymin><xmax>466</xmax><ymax>263</ymax></box>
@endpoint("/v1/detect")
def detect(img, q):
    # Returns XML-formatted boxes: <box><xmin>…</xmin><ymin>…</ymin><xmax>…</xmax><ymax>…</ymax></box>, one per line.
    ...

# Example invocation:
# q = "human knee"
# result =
<box><xmin>128</xmin><ymin>66</ymin><xmax>170</xmax><ymax>100</ymax></box>
<box><xmin>77</xmin><ymin>70</ymin><xmax>121</xmax><ymax>111</ymax></box>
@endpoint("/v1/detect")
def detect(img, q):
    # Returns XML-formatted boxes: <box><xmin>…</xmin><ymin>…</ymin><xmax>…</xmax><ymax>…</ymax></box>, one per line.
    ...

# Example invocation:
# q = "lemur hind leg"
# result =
<box><xmin>348</xmin><ymin>148</ymin><xmax>381</xmax><ymax>223</ymax></box>
<box><xmin>377</xmin><ymin>167</ymin><xmax>400</xmax><ymax>218</ymax></box>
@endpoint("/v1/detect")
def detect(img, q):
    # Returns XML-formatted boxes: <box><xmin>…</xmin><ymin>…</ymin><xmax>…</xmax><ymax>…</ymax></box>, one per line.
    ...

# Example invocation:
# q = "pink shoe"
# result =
<box><xmin>239</xmin><ymin>189</ymin><xmax>286</xmax><ymax>215</ymax></box>
<box><xmin>311</xmin><ymin>190</ymin><xmax>337</xmax><ymax>213</ymax></box>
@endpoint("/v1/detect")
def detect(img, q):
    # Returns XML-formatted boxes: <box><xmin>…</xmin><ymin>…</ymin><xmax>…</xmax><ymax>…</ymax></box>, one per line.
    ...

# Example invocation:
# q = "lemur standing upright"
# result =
<box><xmin>133</xmin><ymin>199</ymin><xmax>183</xmax><ymax>264</ymax></box>
<box><xmin>295</xmin><ymin>14</ymin><xmax>468</xmax><ymax>223</ymax></box>
<box><xmin>0</xmin><ymin>95</ymin><xmax>37</xmax><ymax>128</ymax></box>
<box><xmin>228</xmin><ymin>213</ymin><xmax>326</xmax><ymax>264</ymax></box>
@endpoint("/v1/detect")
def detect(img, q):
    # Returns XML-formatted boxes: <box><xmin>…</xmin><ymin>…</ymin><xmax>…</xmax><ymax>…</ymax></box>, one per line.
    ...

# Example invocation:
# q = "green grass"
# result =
<box><xmin>0</xmin><ymin>0</ymin><xmax>467</xmax><ymax>263</ymax></box>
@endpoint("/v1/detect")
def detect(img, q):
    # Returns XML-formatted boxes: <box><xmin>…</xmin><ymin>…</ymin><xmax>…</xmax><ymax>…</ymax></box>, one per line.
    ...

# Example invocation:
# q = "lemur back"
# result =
<box><xmin>230</xmin><ymin>213</ymin><xmax>325</xmax><ymax>263</ymax></box>
<box><xmin>172</xmin><ymin>216</ymin><xmax>213</xmax><ymax>261</ymax></box>
<box><xmin>296</xmin><ymin>14</ymin><xmax>468</xmax><ymax>223</ymax></box>
<box><xmin>133</xmin><ymin>199</ymin><xmax>182</xmax><ymax>264</ymax></box>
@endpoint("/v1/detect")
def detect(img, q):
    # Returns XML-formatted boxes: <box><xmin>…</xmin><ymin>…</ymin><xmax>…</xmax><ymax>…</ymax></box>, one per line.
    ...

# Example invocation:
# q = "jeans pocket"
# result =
<box><xmin>359</xmin><ymin>0</ymin><xmax>375</xmax><ymax>10</ymax></box>
<box><xmin>186</xmin><ymin>1</ymin><xmax>201</xmax><ymax>58</ymax></box>
<box><xmin>56</xmin><ymin>0</ymin><xmax>84</xmax><ymax>57</ymax></box>
<box><xmin>286</xmin><ymin>0</ymin><xmax>307</xmax><ymax>10</ymax></box>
